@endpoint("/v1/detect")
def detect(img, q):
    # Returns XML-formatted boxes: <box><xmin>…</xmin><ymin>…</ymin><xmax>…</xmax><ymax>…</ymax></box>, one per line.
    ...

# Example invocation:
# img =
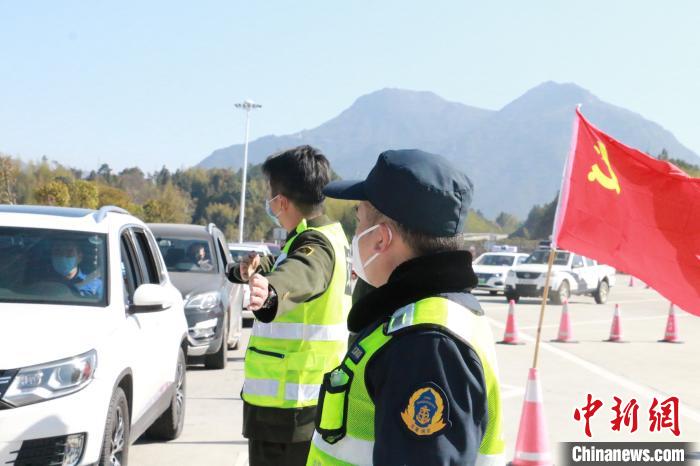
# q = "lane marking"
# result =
<box><xmin>500</xmin><ymin>382</ymin><xmax>526</xmax><ymax>400</ymax></box>
<box><xmin>488</xmin><ymin>317</ymin><xmax>700</xmax><ymax>425</ymax></box>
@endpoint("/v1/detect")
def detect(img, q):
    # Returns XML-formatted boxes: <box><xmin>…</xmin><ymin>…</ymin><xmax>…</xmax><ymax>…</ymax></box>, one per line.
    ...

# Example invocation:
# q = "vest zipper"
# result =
<box><xmin>248</xmin><ymin>346</ymin><xmax>285</xmax><ymax>359</ymax></box>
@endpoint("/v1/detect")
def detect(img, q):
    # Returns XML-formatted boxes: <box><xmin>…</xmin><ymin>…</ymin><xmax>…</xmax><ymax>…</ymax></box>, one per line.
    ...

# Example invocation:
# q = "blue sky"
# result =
<box><xmin>1</xmin><ymin>1</ymin><xmax>698</xmax><ymax>172</ymax></box>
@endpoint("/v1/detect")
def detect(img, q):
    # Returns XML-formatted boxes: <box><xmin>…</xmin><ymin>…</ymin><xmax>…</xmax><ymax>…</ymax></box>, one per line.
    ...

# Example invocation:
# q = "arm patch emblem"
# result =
<box><xmin>400</xmin><ymin>383</ymin><xmax>451</xmax><ymax>437</ymax></box>
<box><xmin>297</xmin><ymin>246</ymin><xmax>315</xmax><ymax>256</ymax></box>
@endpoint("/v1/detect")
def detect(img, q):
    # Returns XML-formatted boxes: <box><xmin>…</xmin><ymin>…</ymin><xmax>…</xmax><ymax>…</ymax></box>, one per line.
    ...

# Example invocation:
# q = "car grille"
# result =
<box><xmin>476</xmin><ymin>273</ymin><xmax>495</xmax><ymax>280</ymax></box>
<box><xmin>515</xmin><ymin>284</ymin><xmax>542</xmax><ymax>296</ymax></box>
<box><xmin>516</xmin><ymin>272</ymin><xmax>542</xmax><ymax>279</ymax></box>
<box><xmin>10</xmin><ymin>435</ymin><xmax>78</xmax><ymax>466</ymax></box>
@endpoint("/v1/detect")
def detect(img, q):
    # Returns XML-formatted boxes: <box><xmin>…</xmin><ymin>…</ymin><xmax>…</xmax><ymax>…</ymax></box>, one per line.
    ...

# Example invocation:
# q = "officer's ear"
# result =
<box><xmin>373</xmin><ymin>223</ymin><xmax>394</xmax><ymax>253</ymax></box>
<box><xmin>278</xmin><ymin>195</ymin><xmax>291</xmax><ymax>213</ymax></box>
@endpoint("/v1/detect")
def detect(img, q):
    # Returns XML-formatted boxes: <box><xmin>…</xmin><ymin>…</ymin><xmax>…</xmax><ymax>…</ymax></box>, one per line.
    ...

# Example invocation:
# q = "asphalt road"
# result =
<box><xmin>131</xmin><ymin>277</ymin><xmax>700</xmax><ymax>465</ymax></box>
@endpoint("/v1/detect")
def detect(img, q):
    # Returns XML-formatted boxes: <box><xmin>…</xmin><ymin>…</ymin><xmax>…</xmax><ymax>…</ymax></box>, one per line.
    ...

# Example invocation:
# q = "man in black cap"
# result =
<box><xmin>306</xmin><ymin>149</ymin><xmax>505</xmax><ymax>466</ymax></box>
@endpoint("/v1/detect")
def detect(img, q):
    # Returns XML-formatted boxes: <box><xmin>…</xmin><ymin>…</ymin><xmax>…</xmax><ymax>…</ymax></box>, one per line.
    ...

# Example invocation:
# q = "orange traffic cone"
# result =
<box><xmin>605</xmin><ymin>304</ymin><xmax>626</xmax><ymax>342</ymax></box>
<box><xmin>659</xmin><ymin>303</ymin><xmax>683</xmax><ymax>344</ymax></box>
<box><xmin>510</xmin><ymin>368</ymin><xmax>553</xmax><ymax>466</ymax></box>
<box><xmin>551</xmin><ymin>299</ymin><xmax>577</xmax><ymax>343</ymax></box>
<box><xmin>628</xmin><ymin>276</ymin><xmax>635</xmax><ymax>287</ymax></box>
<box><xmin>498</xmin><ymin>300</ymin><xmax>525</xmax><ymax>345</ymax></box>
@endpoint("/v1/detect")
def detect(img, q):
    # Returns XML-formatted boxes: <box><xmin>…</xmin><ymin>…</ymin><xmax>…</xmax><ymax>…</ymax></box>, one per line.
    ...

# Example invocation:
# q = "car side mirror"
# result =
<box><xmin>130</xmin><ymin>284</ymin><xmax>171</xmax><ymax>313</ymax></box>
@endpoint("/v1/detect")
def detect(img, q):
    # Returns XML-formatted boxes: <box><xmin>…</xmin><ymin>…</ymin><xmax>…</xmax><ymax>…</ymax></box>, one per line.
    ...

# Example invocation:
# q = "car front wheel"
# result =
<box><xmin>99</xmin><ymin>387</ymin><xmax>130</xmax><ymax>466</ymax></box>
<box><xmin>594</xmin><ymin>280</ymin><xmax>609</xmax><ymax>304</ymax></box>
<box><xmin>146</xmin><ymin>347</ymin><xmax>186</xmax><ymax>440</ymax></box>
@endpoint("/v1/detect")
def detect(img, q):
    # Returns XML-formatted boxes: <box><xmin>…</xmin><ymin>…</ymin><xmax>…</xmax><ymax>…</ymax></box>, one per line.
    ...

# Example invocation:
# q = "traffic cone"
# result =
<box><xmin>510</xmin><ymin>368</ymin><xmax>553</xmax><ymax>466</ymax></box>
<box><xmin>551</xmin><ymin>299</ymin><xmax>577</xmax><ymax>343</ymax></box>
<box><xmin>628</xmin><ymin>276</ymin><xmax>635</xmax><ymax>287</ymax></box>
<box><xmin>659</xmin><ymin>303</ymin><xmax>683</xmax><ymax>343</ymax></box>
<box><xmin>498</xmin><ymin>300</ymin><xmax>525</xmax><ymax>345</ymax></box>
<box><xmin>605</xmin><ymin>304</ymin><xmax>626</xmax><ymax>342</ymax></box>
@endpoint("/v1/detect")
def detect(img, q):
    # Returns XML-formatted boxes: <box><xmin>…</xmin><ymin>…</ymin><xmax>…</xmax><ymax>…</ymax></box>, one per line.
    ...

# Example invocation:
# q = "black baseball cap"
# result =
<box><xmin>323</xmin><ymin>149</ymin><xmax>473</xmax><ymax>236</ymax></box>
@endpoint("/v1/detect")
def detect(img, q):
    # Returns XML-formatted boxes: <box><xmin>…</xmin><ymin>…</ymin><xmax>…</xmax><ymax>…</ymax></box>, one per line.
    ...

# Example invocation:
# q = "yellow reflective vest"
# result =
<box><xmin>307</xmin><ymin>296</ymin><xmax>505</xmax><ymax>466</ymax></box>
<box><xmin>242</xmin><ymin>219</ymin><xmax>351</xmax><ymax>409</ymax></box>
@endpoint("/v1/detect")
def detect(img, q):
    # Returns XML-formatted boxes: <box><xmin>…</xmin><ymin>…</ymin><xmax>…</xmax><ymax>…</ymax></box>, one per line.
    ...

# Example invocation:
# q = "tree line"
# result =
<box><xmin>0</xmin><ymin>153</ymin><xmax>521</xmax><ymax>242</ymax></box>
<box><xmin>8</xmin><ymin>147</ymin><xmax>688</xmax><ymax>243</ymax></box>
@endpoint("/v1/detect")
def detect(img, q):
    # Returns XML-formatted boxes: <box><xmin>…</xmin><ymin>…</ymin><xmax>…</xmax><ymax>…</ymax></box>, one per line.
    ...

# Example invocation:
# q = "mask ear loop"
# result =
<box><xmin>362</xmin><ymin>224</ymin><xmax>392</xmax><ymax>269</ymax></box>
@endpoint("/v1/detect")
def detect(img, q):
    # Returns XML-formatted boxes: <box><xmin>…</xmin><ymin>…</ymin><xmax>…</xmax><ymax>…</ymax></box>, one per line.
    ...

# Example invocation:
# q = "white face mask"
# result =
<box><xmin>351</xmin><ymin>224</ymin><xmax>392</xmax><ymax>284</ymax></box>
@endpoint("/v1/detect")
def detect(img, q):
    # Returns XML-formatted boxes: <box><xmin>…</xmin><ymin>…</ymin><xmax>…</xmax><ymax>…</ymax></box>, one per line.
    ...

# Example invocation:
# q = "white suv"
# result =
<box><xmin>504</xmin><ymin>248</ymin><xmax>616</xmax><ymax>304</ymax></box>
<box><xmin>473</xmin><ymin>252</ymin><xmax>529</xmax><ymax>295</ymax></box>
<box><xmin>0</xmin><ymin>205</ymin><xmax>188</xmax><ymax>466</ymax></box>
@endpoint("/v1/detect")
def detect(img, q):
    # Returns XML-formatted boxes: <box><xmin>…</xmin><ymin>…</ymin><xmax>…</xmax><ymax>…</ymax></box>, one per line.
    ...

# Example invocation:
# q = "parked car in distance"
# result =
<box><xmin>473</xmin><ymin>252</ymin><xmax>529</xmax><ymax>295</ymax></box>
<box><xmin>504</xmin><ymin>247</ymin><xmax>616</xmax><ymax>304</ymax></box>
<box><xmin>0</xmin><ymin>205</ymin><xmax>188</xmax><ymax>466</ymax></box>
<box><xmin>228</xmin><ymin>242</ymin><xmax>275</xmax><ymax>323</ymax></box>
<box><xmin>150</xmin><ymin>223</ymin><xmax>242</xmax><ymax>369</ymax></box>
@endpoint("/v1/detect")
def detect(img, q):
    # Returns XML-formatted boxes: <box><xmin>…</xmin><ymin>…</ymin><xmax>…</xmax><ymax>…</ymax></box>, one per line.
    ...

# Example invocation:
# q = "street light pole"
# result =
<box><xmin>234</xmin><ymin>100</ymin><xmax>262</xmax><ymax>243</ymax></box>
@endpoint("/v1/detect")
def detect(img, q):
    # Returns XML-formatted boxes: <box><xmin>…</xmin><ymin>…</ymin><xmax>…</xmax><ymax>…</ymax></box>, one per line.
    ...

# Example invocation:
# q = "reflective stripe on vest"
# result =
<box><xmin>310</xmin><ymin>431</ymin><xmax>373</xmax><ymax>466</ymax></box>
<box><xmin>243</xmin><ymin>379</ymin><xmax>321</xmax><ymax>403</ymax></box>
<box><xmin>252</xmin><ymin>321</ymin><xmax>348</xmax><ymax>341</ymax></box>
<box><xmin>307</xmin><ymin>296</ymin><xmax>505</xmax><ymax>466</ymax></box>
<box><xmin>243</xmin><ymin>219</ymin><xmax>350</xmax><ymax>409</ymax></box>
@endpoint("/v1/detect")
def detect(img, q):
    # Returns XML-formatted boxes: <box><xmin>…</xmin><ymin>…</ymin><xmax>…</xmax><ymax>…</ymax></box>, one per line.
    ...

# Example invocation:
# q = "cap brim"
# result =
<box><xmin>323</xmin><ymin>180</ymin><xmax>368</xmax><ymax>200</ymax></box>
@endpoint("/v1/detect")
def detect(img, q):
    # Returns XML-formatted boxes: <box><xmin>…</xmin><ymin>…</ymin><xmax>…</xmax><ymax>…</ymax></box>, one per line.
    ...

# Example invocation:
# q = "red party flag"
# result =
<box><xmin>554</xmin><ymin>108</ymin><xmax>700</xmax><ymax>316</ymax></box>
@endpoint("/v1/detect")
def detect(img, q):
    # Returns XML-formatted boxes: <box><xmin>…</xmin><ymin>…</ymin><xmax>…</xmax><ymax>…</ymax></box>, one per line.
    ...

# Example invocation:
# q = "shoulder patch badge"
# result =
<box><xmin>297</xmin><ymin>246</ymin><xmax>315</xmax><ymax>256</ymax></box>
<box><xmin>400</xmin><ymin>383</ymin><xmax>450</xmax><ymax>437</ymax></box>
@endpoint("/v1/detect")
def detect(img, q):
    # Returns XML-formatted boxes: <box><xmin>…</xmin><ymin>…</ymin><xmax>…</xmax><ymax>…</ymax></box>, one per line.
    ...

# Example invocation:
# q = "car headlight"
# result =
<box><xmin>3</xmin><ymin>350</ymin><xmax>97</xmax><ymax>407</ymax></box>
<box><xmin>189</xmin><ymin>318</ymin><xmax>218</xmax><ymax>339</ymax></box>
<box><xmin>507</xmin><ymin>271</ymin><xmax>516</xmax><ymax>279</ymax></box>
<box><xmin>185</xmin><ymin>291</ymin><xmax>221</xmax><ymax>310</ymax></box>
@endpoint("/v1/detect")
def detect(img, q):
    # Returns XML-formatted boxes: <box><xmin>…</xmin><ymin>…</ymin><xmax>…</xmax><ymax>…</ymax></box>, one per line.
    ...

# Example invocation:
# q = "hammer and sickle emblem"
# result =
<box><xmin>587</xmin><ymin>141</ymin><xmax>621</xmax><ymax>194</ymax></box>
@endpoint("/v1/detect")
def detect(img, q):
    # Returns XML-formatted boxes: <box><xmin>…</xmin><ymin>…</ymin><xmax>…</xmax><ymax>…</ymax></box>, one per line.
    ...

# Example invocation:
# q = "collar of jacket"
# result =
<box><xmin>347</xmin><ymin>250</ymin><xmax>478</xmax><ymax>333</ymax></box>
<box><xmin>285</xmin><ymin>215</ymin><xmax>333</xmax><ymax>240</ymax></box>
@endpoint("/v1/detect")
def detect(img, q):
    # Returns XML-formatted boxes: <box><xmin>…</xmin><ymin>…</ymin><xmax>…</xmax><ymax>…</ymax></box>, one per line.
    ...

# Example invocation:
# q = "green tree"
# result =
<box><xmin>35</xmin><ymin>180</ymin><xmax>71</xmax><ymax>206</ymax></box>
<box><xmin>510</xmin><ymin>196</ymin><xmax>558</xmax><ymax>240</ymax></box>
<box><xmin>495</xmin><ymin>212</ymin><xmax>520</xmax><ymax>234</ymax></box>
<box><xmin>204</xmin><ymin>202</ymin><xmax>238</xmax><ymax>233</ymax></box>
<box><xmin>0</xmin><ymin>155</ymin><xmax>19</xmax><ymax>204</ymax></box>
<box><xmin>142</xmin><ymin>184</ymin><xmax>192</xmax><ymax>223</ymax></box>
<box><xmin>69</xmin><ymin>180</ymin><xmax>99</xmax><ymax>209</ymax></box>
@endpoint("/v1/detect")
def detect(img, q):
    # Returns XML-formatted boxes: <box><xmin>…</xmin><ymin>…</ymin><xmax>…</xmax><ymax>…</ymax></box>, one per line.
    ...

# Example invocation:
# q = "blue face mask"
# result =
<box><xmin>265</xmin><ymin>195</ymin><xmax>281</xmax><ymax>227</ymax></box>
<box><xmin>52</xmin><ymin>255</ymin><xmax>78</xmax><ymax>277</ymax></box>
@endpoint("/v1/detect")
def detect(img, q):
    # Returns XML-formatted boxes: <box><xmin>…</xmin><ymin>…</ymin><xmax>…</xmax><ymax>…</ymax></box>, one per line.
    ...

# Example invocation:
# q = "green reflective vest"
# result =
<box><xmin>307</xmin><ymin>296</ymin><xmax>505</xmax><ymax>466</ymax></box>
<box><xmin>242</xmin><ymin>219</ymin><xmax>351</xmax><ymax>409</ymax></box>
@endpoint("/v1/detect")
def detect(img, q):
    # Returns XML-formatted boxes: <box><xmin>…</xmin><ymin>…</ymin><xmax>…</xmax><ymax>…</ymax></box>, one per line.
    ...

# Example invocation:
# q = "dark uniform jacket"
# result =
<box><xmin>347</xmin><ymin>250</ymin><xmax>488</xmax><ymax>465</ymax></box>
<box><xmin>228</xmin><ymin>215</ymin><xmax>337</xmax><ymax>443</ymax></box>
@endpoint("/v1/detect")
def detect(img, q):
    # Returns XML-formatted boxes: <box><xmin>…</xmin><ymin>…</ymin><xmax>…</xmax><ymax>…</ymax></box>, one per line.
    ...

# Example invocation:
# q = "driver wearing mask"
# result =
<box><xmin>50</xmin><ymin>239</ymin><xmax>103</xmax><ymax>297</ymax></box>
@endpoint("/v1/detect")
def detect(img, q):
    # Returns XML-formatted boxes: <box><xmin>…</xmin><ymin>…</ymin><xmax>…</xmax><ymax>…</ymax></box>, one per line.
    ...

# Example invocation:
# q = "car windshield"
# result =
<box><xmin>229</xmin><ymin>248</ymin><xmax>255</xmax><ymax>262</ymax></box>
<box><xmin>157</xmin><ymin>237</ymin><xmax>217</xmax><ymax>274</ymax></box>
<box><xmin>0</xmin><ymin>227</ymin><xmax>108</xmax><ymax>306</ymax></box>
<box><xmin>524</xmin><ymin>250</ymin><xmax>570</xmax><ymax>265</ymax></box>
<box><xmin>476</xmin><ymin>254</ymin><xmax>514</xmax><ymax>266</ymax></box>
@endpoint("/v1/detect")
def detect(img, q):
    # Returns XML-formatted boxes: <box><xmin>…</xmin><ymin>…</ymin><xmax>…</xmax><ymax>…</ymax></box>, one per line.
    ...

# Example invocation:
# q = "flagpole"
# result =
<box><xmin>532</xmin><ymin>247</ymin><xmax>556</xmax><ymax>368</ymax></box>
<box><xmin>532</xmin><ymin>104</ymin><xmax>581</xmax><ymax>369</ymax></box>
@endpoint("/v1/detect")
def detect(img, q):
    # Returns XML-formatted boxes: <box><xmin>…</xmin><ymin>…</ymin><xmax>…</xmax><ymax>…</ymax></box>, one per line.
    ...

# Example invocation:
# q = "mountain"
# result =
<box><xmin>198</xmin><ymin>83</ymin><xmax>699</xmax><ymax>217</ymax></box>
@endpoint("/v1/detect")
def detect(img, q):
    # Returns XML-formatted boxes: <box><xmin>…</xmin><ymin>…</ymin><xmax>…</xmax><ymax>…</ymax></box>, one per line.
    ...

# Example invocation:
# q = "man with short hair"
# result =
<box><xmin>227</xmin><ymin>145</ymin><xmax>351</xmax><ymax>466</ymax></box>
<box><xmin>50</xmin><ymin>239</ymin><xmax>103</xmax><ymax>297</ymax></box>
<box><xmin>307</xmin><ymin>149</ymin><xmax>505</xmax><ymax>466</ymax></box>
